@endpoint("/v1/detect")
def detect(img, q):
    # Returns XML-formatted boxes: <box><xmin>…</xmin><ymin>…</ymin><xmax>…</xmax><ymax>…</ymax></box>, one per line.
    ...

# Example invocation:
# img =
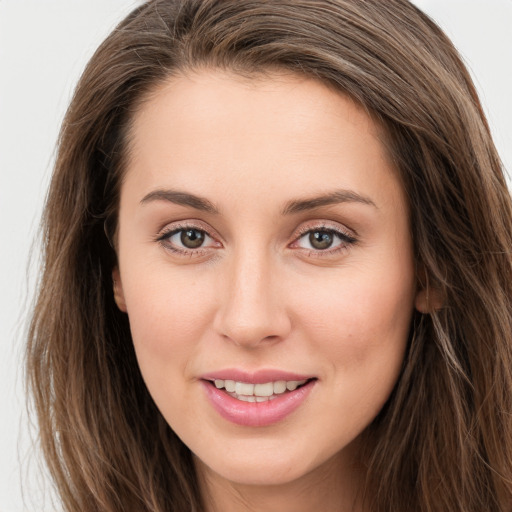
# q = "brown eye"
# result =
<box><xmin>180</xmin><ymin>229</ymin><xmax>205</xmax><ymax>248</ymax></box>
<box><xmin>158</xmin><ymin>227</ymin><xmax>215</xmax><ymax>253</ymax></box>
<box><xmin>294</xmin><ymin>226</ymin><xmax>357</xmax><ymax>254</ymax></box>
<box><xmin>309</xmin><ymin>230</ymin><xmax>334</xmax><ymax>250</ymax></box>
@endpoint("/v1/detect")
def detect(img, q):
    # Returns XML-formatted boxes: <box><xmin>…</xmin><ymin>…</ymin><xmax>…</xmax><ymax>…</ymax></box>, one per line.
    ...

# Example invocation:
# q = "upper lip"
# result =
<box><xmin>200</xmin><ymin>368</ymin><xmax>315</xmax><ymax>384</ymax></box>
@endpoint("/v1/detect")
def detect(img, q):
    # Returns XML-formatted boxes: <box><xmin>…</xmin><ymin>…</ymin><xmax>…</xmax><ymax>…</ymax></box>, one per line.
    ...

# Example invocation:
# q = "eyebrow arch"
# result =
<box><xmin>282</xmin><ymin>190</ymin><xmax>377</xmax><ymax>215</ymax></box>
<box><xmin>140</xmin><ymin>189</ymin><xmax>219</xmax><ymax>214</ymax></box>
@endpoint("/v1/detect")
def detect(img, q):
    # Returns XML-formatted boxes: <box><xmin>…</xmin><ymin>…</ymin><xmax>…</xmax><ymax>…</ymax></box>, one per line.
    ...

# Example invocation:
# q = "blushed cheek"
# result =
<box><xmin>125</xmin><ymin>277</ymin><xmax>213</xmax><ymax>363</ymax></box>
<box><xmin>301</xmin><ymin>274</ymin><xmax>414</xmax><ymax>369</ymax></box>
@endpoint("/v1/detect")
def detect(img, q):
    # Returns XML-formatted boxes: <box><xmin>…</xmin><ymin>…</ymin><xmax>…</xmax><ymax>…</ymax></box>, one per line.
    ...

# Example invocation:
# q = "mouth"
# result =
<box><xmin>206</xmin><ymin>378</ymin><xmax>313</xmax><ymax>402</ymax></box>
<box><xmin>201</xmin><ymin>375</ymin><xmax>317</xmax><ymax>427</ymax></box>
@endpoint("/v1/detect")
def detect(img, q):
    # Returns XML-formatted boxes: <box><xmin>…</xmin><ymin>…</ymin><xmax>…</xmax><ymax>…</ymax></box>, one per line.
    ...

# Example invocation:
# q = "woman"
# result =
<box><xmin>27</xmin><ymin>0</ymin><xmax>512</xmax><ymax>511</ymax></box>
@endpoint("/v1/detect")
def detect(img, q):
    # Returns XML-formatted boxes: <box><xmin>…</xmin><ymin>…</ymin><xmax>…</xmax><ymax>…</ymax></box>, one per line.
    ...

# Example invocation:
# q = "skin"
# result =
<box><xmin>113</xmin><ymin>69</ymin><xmax>423</xmax><ymax>511</ymax></box>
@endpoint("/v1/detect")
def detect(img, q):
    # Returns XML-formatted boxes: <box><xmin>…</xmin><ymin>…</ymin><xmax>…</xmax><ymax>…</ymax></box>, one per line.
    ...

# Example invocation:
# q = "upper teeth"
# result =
<box><xmin>214</xmin><ymin>379</ymin><xmax>307</xmax><ymax>396</ymax></box>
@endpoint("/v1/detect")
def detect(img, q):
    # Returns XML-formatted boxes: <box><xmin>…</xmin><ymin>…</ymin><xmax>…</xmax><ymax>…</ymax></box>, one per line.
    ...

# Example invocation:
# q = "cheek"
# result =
<box><xmin>298</xmin><ymin>272</ymin><xmax>413</xmax><ymax>432</ymax></box>
<box><xmin>291</xmin><ymin>259</ymin><xmax>415</xmax><ymax>410</ymax></box>
<box><xmin>298</xmin><ymin>269</ymin><xmax>414</xmax><ymax>348</ymax></box>
<box><xmin>122</xmin><ymin>265</ymin><xmax>216</xmax><ymax>372</ymax></box>
<box><xmin>121</xmin><ymin>268</ymin><xmax>219</xmax><ymax>428</ymax></box>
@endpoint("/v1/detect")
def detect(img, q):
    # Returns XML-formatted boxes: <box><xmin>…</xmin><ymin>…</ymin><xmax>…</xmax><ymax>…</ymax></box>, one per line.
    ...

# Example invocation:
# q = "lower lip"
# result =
<box><xmin>202</xmin><ymin>380</ymin><xmax>316</xmax><ymax>427</ymax></box>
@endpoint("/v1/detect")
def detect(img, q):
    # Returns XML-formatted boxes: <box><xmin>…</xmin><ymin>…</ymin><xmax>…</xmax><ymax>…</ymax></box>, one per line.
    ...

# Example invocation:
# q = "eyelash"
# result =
<box><xmin>155</xmin><ymin>222</ymin><xmax>357</xmax><ymax>257</ymax></box>
<box><xmin>156</xmin><ymin>222</ymin><xmax>219</xmax><ymax>256</ymax></box>
<box><xmin>291</xmin><ymin>223</ymin><xmax>358</xmax><ymax>257</ymax></box>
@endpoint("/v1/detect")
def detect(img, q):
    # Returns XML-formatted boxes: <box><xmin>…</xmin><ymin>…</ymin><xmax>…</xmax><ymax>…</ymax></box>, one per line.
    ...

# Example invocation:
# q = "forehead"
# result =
<box><xmin>123</xmin><ymin>69</ymin><xmax>405</xmax><ymax>216</ymax></box>
<box><xmin>130</xmin><ymin>68</ymin><xmax>384</xmax><ymax>153</ymax></box>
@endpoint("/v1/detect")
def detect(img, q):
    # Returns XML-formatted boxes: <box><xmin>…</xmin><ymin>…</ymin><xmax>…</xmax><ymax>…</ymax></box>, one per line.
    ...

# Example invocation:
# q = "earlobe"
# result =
<box><xmin>112</xmin><ymin>267</ymin><xmax>127</xmax><ymax>312</ymax></box>
<box><xmin>415</xmin><ymin>288</ymin><xmax>440</xmax><ymax>313</ymax></box>
<box><xmin>414</xmin><ymin>265</ymin><xmax>444</xmax><ymax>314</ymax></box>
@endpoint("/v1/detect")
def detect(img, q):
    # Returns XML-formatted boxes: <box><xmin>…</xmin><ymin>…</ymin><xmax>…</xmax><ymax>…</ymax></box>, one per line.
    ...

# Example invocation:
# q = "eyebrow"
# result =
<box><xmin>281</xmin><ymin>190</ymin><xmax>377</xmax><ymax>215</ymax></box>
<box><xmin>140</xmin><ymin>188</ymin><xmax>376</xmax><ymax>215</ymax></box>
<box><xmin>140</xmin><ymin>189</ymin><xmax>219</xmax><ymax>214</ymax></box>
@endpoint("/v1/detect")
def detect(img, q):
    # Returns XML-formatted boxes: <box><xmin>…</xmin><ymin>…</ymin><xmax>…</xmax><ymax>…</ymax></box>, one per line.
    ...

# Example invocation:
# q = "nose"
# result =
<box><xmin>213</xmin><ymin>250</ymin><xmax>292</xmax><ymax>348</ymax></box>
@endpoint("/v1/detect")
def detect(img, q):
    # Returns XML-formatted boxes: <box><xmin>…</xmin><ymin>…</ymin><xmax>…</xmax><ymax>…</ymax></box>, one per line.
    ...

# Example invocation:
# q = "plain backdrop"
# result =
<box><xmin>1</xmin><ymin>1</ymin><xmax>511</xmax><ymax>510</ymax></box>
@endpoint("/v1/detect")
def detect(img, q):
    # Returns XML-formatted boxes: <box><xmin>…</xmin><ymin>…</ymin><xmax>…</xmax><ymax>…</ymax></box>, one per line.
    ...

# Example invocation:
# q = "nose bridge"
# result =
<box><xmin>215</xmin><ymin>244</ymin><xmax>289</xmax><ymax>347</ymax></box>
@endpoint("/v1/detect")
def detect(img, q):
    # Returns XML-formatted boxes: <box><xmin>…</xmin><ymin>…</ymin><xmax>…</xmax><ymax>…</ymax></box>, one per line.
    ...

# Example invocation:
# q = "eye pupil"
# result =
<box><xmin>180</xmin><ymin>229</ymin><xmax>205</xmax><ymax>248</ymax></box>
<box><xmin>309</xmin><ymin>230</ymin><xmax>333</xmax><ymax>250</ymax></box>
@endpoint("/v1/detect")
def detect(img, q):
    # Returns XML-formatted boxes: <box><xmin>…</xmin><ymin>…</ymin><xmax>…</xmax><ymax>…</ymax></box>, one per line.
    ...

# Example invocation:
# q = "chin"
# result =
<box><xmin>193</xmin><ymin>437</ymin><xmax>348</xmax><ymax>488</ymax></box>
<box><xmin>198</xmin><ymin>458</ymin><xmax>308</xmax><ymax>487</ymax></box>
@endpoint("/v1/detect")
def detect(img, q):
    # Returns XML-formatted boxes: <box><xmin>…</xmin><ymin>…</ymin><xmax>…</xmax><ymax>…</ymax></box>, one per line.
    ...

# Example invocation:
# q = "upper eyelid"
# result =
<box><xmin>293</xmin><ymin>220</ymin><xmax>357</xmax><ymax>239</ymax></box>
<box><xmin>157</xmin><ymin>219</ymin><xmax>220</xmax><ymax>239</ymax></box>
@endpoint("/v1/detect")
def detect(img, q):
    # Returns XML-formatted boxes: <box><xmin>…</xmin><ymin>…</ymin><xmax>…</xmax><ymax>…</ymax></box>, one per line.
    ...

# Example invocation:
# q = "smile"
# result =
<box><xmin>212</xmin><ymin>379</ymin><xmax>308</xmax><ymax>402</ymax></box>
<box><xmin>202</xmin><ymin>375</ymin><xmax>316</xmax><ymax>427</ymax></box>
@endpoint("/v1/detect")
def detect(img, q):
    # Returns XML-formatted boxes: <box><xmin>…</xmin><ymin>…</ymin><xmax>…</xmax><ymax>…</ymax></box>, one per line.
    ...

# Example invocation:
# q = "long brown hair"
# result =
<box><xmin>27</xmin><ymin>1</ymin><xmax>512</xmax><ymax>510</ymax></box>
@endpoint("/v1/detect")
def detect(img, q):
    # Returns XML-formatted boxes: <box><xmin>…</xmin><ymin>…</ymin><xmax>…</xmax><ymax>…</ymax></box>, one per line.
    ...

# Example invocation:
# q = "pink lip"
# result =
<box><xmin>200</xmin><ymin>368</ymin><xmax>313</xmax><ymax>384</ymax></box>
<box><xmin>201</xmin><ymin>372</ymin><xmax>316</xmax><ymax>427</ymax></box>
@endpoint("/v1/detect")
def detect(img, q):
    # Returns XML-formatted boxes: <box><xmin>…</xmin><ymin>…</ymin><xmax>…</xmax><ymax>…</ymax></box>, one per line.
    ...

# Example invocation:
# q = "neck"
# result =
<box><xmin>195</xmin><ymin>451</ymin><xmax>366</xmax><ymax>512</ymax></box>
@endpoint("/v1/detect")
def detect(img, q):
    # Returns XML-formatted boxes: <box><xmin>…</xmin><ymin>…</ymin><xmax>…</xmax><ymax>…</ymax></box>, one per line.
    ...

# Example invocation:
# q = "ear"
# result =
<box><xmin>414</xmin><ymin>264</ymin><xmax>444</xmax><ymax>314</ymax></box>
<box><xmin>112</xmin><ymin>267</ymin><xmax>127</xmax><ymax>313</ymax></box>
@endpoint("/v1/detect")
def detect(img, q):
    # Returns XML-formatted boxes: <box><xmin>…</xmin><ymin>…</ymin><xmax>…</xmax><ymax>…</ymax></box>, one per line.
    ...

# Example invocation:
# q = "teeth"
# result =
<box><xmin>254</xmin><ymin>382</ymin><xmax>274</xmax><ymax>396</ymax></box>
<box><xmin>227</xmin><ymin>392</ymin><xmax>277</xmax><ymax>402</ymax></box>
<box><xmin>237</xmin><ymin>395</ymin><xmax>256</xmax><ymax>402</ymax></box>
<box><xmin>273</xmin><ymin>380</ymin><xmax>287</xmax><ymax>394</ymax></box>
<box><xmin>212</xmin><ymin>378</ymin><xmax>308</xmax><ymax>397</ymax></box>
<box><xmin>286</xmin><ymin>380</ymin><xmax>304</xmax><ymax>391</ymax></box>
<box><xmin>235</xmin><ymin>382</ymin><xmax>254</xmax><ymax>395</ymax></box>
<box><xmin>224</xmin><ymin>380</ymin><xmax>236</xmax><ymax>392</ymax></box>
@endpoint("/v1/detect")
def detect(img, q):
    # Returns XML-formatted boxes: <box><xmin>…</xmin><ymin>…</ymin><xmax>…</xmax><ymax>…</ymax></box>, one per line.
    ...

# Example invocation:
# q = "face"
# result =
<box><xmin>114</xmin><ymin>70</ymin><xmax>419</xmax><ymax>488</ymax></box>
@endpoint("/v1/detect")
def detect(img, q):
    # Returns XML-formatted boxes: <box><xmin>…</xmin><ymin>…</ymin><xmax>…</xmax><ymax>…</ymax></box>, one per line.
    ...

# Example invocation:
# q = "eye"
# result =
<box><xmin>293</xmin><ymin>225</ymin><xmax>357</xmax><ymax>254</ymax></box>
<box><xmin>157</xmin><ymin>225</ymin><xmax>220</xmax><ymax>254</ymax></box>
<box><xmin>175</xmin><ymin>228</ymin><xmax>207</xmax><ymax>249</ymax></box>
<box><xmin>306</xmin><ymin>230</ymin><xmax>336</xmax><ymax>250</ymax></box>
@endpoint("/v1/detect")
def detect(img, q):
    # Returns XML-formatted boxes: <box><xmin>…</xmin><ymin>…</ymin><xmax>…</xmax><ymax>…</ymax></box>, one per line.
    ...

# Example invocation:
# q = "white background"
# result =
<box><xmin>1</xmin><ymin>1</ymin><xmax>511</xmax><ymax>510</ymax></box>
